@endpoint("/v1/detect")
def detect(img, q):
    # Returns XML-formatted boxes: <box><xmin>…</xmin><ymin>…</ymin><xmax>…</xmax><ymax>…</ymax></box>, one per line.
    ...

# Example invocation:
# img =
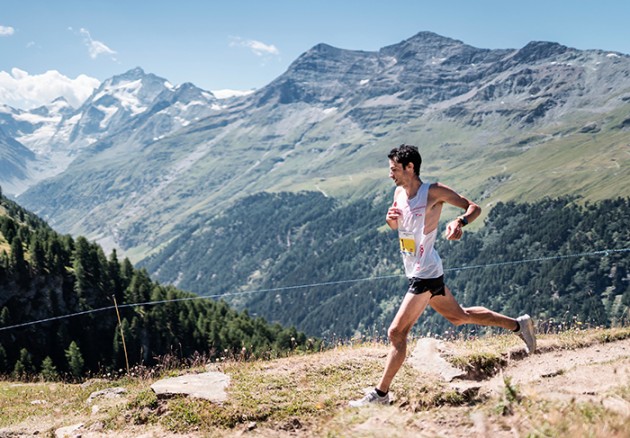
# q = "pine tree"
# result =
<box><xmin>0</xmin><ymin>307</ymin><xmax>10</xmax><ymax>326</ymax></box>
<box><xmin>29</xmin><ymin>236</ymin><xmax>46</xmax><ymax>274</ymax></box>
<box><xmin>73</xmin><ymin>237</ymin><xmax>92</xmax><ymax>309</ymax></box>
<box><xmin>40</xmin><ymin>356</ymin><xmax>59</xmax><ymax>381</ymax></box>
<box><xmin>12</xmin><ymin>348</ymin><xmax>34</xmax><ymax>379</ymax></box>
<box><xmin>9</xmin><ymin>236</ymin><xmax>29</xmax><ymax>286</ymax></box>
<box><xmin>45</xmin><ymin>237</ymin><xmax>65</xmax><ymax>274</ymax></box>
<box><xmin>0</xmin><ymin>344</ymin><xmax>8</xmax><ymax>374</ymax></box>
<box><xmin>0</xmin><ymin>217</ymin><xmax>16</xmax><ymax>244</ymax></box>
<box><xmin>108</xmin><ymin>249</ymin><xmax>124</xmax><ymax>303</ymax></box>
<box><xmin>121</xmin><ymin>257</ymin><xmax>134</xmax><ymax>289</ymax></box>
<box><xmin>65</xmin><ymin>341</ymin><xmax>85</xmax><ymax>380</ymax></box>
<box><xmin>12</xmin><ymin>360</ymin><xmax>25</xmax><ymax>380</ymax></box>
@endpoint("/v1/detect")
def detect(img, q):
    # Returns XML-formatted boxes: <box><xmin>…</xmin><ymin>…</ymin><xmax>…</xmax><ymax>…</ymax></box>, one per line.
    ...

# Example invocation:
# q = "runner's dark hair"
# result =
<box><xmin>388</xmin><ymin>144</ymin><xmax>421</xmax><ymax>176</ymax></box>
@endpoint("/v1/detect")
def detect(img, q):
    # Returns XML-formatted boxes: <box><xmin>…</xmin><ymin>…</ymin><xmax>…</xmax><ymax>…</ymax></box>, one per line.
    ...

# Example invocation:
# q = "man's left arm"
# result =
<box><xmin>435</xmin><ymin>183</ymin><xmax>481</xmax><ymax>241</ymax></box>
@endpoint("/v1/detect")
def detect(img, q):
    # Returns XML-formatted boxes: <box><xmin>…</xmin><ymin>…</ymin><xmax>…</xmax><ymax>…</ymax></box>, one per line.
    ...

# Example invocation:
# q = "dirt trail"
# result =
<box><xmin>414</xmin><ymin>337</ymin><xmax>629</xmax><ymax>408</ymax></box>
<box><xmin>2</xmin><ymin>337</ymin><xmax>629</xmax><ymax>438</ymax></box>
<box><xmin>480</xmin><ymin>338</ymin><xmax>629</xmax><ymax>408</ymax></box>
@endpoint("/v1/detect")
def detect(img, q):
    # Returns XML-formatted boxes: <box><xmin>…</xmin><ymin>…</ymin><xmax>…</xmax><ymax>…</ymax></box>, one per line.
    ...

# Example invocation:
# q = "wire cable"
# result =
<box><xmin>0</xmin><ymin>247</ymin><xmax>628</xmax><ymax>332</ymax></box>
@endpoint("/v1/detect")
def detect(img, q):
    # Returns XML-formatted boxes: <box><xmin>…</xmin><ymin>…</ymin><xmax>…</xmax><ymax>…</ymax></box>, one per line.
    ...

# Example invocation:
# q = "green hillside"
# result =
<box><xmin>0</xmin><ymin>192</ymin><xmax>317</xmax><ymax>380</ymax></box>
<box><xmin>142</xmin><ymin>192</ymin><xmax>630</xmax><ymax>338</ymax></box>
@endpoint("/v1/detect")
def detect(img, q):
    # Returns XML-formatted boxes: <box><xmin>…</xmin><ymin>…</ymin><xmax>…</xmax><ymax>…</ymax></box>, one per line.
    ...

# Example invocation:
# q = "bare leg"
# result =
<box><xmin>377</xmin><ymin>292</ymin><xmax>431</xmax><ymax>393</ymax></box>
<box><xmin>429</xmin><ymin>286</ymin><xmax>518</xmax><ymax>330</ymax></box>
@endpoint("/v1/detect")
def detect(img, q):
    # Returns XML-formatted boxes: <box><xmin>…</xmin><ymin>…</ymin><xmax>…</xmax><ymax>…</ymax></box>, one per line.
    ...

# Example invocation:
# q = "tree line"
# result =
<box><xmin>0</xmin><ymin>192</ymin><xmax>318</xmax><ymax>381</ymax></box>
<box><xmin>142</xmin><ymin>192</ymin><xmax>630</xmax><ymax>339</ymax></box>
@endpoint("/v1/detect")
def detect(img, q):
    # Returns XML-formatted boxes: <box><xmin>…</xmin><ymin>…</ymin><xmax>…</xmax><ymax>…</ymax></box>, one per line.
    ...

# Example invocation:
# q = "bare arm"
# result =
<box><xmin>385</xmin><ymin>187</ymin><xmax>403</xmax><ymax>230</ymax></box>
<box><xmin>432</xmin><ymin>183</ymin><xmax>481</xmax><ymax>240</ymax></box>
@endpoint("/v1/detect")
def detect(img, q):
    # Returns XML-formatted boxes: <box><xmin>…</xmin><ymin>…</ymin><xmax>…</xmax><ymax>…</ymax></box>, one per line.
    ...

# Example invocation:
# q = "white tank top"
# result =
<box><xmin>395</xmin><ymin>182</ymin><xmax>443</xmax><ymax>279</ymax></box>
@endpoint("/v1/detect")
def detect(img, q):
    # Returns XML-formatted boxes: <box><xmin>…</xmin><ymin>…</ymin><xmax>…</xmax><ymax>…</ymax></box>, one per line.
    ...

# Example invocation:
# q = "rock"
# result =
<box><xmin>86</xmin><ymin>387</ymin><xmax>127</xmax><ymax>404</ymax></box>
<box><xmin>80</xmin><ymin>379</ymin><xmax>107</xmax><ymax>389</ymax></box>
<box><xmin>408</xmin><ymin>337</ymin><xmax>466</xmax><ymax>382</ymax></box>
<box><xmin>87</xmin><ymin>422</ymin><xmax>104</xmax><ymax>432</ymax></box>
<box><xmin>602</xmin><ymin>396</ymin><xmax>630</xmax><ymax>417</ymax></box>
<box><xmin>150</xmin><ymin>371</ymin><xmax>230</xmax><ymax>402</ymax></box>
<box><xmin>617</xmin><ymin>118</ymin><xmax>630</xmax><ymax>129</ymax></box>
<box><xmin>54</xmin><ymin>423</ymin><xmax>83</xmax><ymax>438</ymax></box>
<box><xmin>580</xmin><ymin>122</ymin><xmax>600</xmax><ymax>133</ymax></box>
<box><xmin>280</xmin><ymin>418</ymin><xmax>302</xmax><ymax>431</ymax></box>
<box><xmin>30</xmin><ymin>399</ymin><xmax>48</xmax><ymax>405</ymax></box>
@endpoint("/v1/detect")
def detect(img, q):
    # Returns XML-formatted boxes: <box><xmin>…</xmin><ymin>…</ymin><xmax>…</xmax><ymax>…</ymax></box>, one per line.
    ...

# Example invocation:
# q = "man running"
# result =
<box><xmin>350</xmin><ymin>144</ymin><xmax>536</xmax><ymax>407</ymax></box>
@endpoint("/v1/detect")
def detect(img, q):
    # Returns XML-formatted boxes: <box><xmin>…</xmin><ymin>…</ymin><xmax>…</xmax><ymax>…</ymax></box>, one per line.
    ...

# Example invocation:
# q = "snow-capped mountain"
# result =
<box><xmin>0</xmin><ymin>125</ymin><xmax>35</xmax><ymax>194</ymax></box>
<box><xmin>66</xmin><ymin>67</ymin><xmax>180</xmax><ymax>144</ymax></box>
<box><xmin>0</xmin><ymin>98</ymin><xmax>73</xmax><ymax>153</ymax></box>
<box><xmin>0</xmin><ymin>100</ymin><xmax>71</xmax><ymax>193</ymax></box>
<box><xmin>0</xmin><ymin>67</ymin><xmax>220</xmax><ymax>195</ymax></box>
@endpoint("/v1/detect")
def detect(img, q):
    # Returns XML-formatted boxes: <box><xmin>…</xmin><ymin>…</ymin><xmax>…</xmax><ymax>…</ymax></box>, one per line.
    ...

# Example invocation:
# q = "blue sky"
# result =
<box><xmin>2</xmin><ymin>0</ymin><xmax>629</xmax><ymax>109</ymax></box>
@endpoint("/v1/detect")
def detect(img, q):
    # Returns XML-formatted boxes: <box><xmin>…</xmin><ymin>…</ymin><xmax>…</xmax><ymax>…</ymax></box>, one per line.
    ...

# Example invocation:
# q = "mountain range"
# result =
<box><xmin>0</xmin><ymin>31</ymin><xmax>629</xmax><ymax>335</ymax></box>
<box><xmin>1</xmin><ymin>33</ymin><xmax>626</xmax><ymax>241</ymax></box>
<box><xmin>0</xmin><ymin>67</ymin><xmax>220</xmax><ymax>195</ymax></box>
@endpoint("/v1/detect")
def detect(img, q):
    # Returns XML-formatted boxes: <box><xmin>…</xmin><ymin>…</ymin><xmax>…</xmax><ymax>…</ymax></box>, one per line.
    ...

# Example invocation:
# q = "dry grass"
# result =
<box><xmin>1</xmin><ymin>327</ymin><xmax>629</xmax><ymax>437</ymax></box>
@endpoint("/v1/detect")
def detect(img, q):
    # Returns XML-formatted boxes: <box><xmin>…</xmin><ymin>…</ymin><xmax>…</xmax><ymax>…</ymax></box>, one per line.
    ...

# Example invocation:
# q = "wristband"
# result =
<box><xmin>457</xmin><ymin>216</ymin><xmax>468</xmax><ymax>227</ymax></box>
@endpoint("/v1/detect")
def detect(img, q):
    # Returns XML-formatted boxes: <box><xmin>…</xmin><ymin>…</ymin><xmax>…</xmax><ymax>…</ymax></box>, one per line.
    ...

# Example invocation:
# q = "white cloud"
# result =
<box><xmin>0</xmin><ymin>25</ymin><xmax>15</xmax><ymax>36</ymax></box>
<box><xmin>78</xmin><ymin>28</ymin><xmax>117</xmax><ymax>60</ymax></box>
<box><xmin>0</xmin><ymin>68</ymin><xmax>100</xmax><ymax>110</ymax></box>
<box><xmin>229</xmin><ymin>37</ymin><xmax>280</xmax><ymax>57</ymax></box>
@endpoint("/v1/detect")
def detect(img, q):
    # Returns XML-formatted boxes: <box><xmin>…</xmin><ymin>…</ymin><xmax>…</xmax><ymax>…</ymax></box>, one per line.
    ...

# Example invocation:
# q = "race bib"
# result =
<box><xmin>398</xmin><ymin>230</ymin><xmax>416</xmax><ymax>256</ymax></box>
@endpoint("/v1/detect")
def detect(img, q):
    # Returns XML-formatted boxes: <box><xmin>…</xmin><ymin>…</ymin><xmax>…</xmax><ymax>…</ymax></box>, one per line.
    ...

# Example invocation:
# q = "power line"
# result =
<box><xmin>443</xmin><ymin>248</ymin><xmax>630</xmax><ymax>272</ymax></box>
<box><xmin>0</xmin><ymin>247</ymin><xmax>628</xmax><ymax>333</ymax></box>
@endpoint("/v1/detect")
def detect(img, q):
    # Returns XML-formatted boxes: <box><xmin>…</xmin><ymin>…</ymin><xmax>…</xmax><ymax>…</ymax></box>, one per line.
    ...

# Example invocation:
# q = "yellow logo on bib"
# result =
<box><xmin>398</xmin><ymin>231</ymin><xmax>416</xmax><ymax>256</ymax></box>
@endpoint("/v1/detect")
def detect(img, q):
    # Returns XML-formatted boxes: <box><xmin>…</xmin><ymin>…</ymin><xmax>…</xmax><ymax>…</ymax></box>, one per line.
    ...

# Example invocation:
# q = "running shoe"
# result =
<box><xmin>515</xmin><ymin>314</ymin><xmax>537</xmax><ymax>354</ymax></box>
<box><xmin>348</xmin><ymin>389</ymin><xmax>390</xmax><ymax>407</ymax></box>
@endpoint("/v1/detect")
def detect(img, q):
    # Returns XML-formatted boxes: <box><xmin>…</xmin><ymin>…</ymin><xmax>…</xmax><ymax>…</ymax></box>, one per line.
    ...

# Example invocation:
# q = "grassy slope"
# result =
<box><xmin>267</xmin><ymin>115</ymin><xmax>629</xmax><ymax>241</ymax></box>
<box><xmin>1</xmin><ymin>326</ymin><xmax>629</xmax><ymax>437</ymax></box>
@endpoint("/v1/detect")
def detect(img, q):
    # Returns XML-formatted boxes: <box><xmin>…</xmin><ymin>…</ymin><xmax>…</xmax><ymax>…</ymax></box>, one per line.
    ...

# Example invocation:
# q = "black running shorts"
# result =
<box><xmin>407</xmin><ymin>275</ymin><xmax>445</xmax><ymax>297</ymax></box>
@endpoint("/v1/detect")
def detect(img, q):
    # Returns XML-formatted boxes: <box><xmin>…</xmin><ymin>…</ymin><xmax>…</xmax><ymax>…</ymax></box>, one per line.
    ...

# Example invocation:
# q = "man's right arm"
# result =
<box><xmin>386</xmin><ymin>188</ymin><xmax>402</xmax><ymax>230</ymax></box>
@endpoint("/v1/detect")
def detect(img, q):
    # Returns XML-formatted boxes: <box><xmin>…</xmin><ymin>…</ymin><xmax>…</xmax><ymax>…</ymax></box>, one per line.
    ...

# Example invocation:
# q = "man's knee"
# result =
<box><xmin>387</xmin><ymin>325</ymin><xmax>408</xmax><ymax>346</ymax></box>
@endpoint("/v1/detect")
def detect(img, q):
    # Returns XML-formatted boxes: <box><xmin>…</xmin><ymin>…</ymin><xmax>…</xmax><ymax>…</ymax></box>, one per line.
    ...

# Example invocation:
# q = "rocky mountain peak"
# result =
<box><xmin>111</xmin><ymin>66</ymin><xmax>147</xmax><ymax>82</ymax></box>
<box><xmin>288</xmin><ymin>42</ymin><xmax>371</xmax><ymax>74</ymax></box>
<box><xmin>511</xmin><ymin>40</ymin><xmax>572</xmax><ymax>63</ymax></box>
<box><xmin>304</xmin><ymin>43</ymin><xmax>346</xmax><ymax>58</ymax></box>
<box><xmin>255</xmin><ymin>42</ymin><xmax>379</xmax><ymax>105</ymax></box>
<box><xmin>174</xmin><ymin>82</ymin><xmax>216</xmax><ymax>103</ymax></box>
<box><xmin>407</xmin><ymin>31</ymin><xmax>465</xmax><ymax>47</ymax></box>
<box><xmin>380</xmin><ymin>31</ymin><xmax>467</xmax><ymax>59</ymax></box>
<box><xmin>89</xmin><ymin>67</ymin><xmax>169</xmax><ymax>107</ymax></box>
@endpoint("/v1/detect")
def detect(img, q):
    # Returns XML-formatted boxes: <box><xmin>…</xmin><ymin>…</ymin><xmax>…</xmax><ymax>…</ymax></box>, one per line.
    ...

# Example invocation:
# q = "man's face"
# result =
<box><xmin>388</xmin><ymin>159</ymin><xmax>413</xmax><ymax>186</ymax></box>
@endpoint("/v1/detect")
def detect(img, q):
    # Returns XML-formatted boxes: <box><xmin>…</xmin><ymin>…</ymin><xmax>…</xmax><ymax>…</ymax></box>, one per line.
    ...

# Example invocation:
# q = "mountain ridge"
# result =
<box><xmin>0</xmin><ymin>68</ymin><xmax>220</xmax><ymax>195</ymax></box>
<box><xmin>0</xmin><ymin>31</ymin><xmax>628</xmax><ymax>262</ymax></box>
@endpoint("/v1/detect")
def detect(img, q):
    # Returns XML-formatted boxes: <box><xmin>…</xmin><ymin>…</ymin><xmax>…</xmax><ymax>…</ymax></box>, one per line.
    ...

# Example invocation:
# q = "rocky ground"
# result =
<box><xmin>1</xmin><ymin>333</ymin><xmax>628</xmax><ymax>437</ymax></box>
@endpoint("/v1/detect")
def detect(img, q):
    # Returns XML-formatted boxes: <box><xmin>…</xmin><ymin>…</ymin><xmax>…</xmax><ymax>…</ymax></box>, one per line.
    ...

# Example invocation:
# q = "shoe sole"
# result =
<box><xmin>521</xmin><ymin>317</ymin><xmax>537</xmax><ymax>353</ymax></box>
